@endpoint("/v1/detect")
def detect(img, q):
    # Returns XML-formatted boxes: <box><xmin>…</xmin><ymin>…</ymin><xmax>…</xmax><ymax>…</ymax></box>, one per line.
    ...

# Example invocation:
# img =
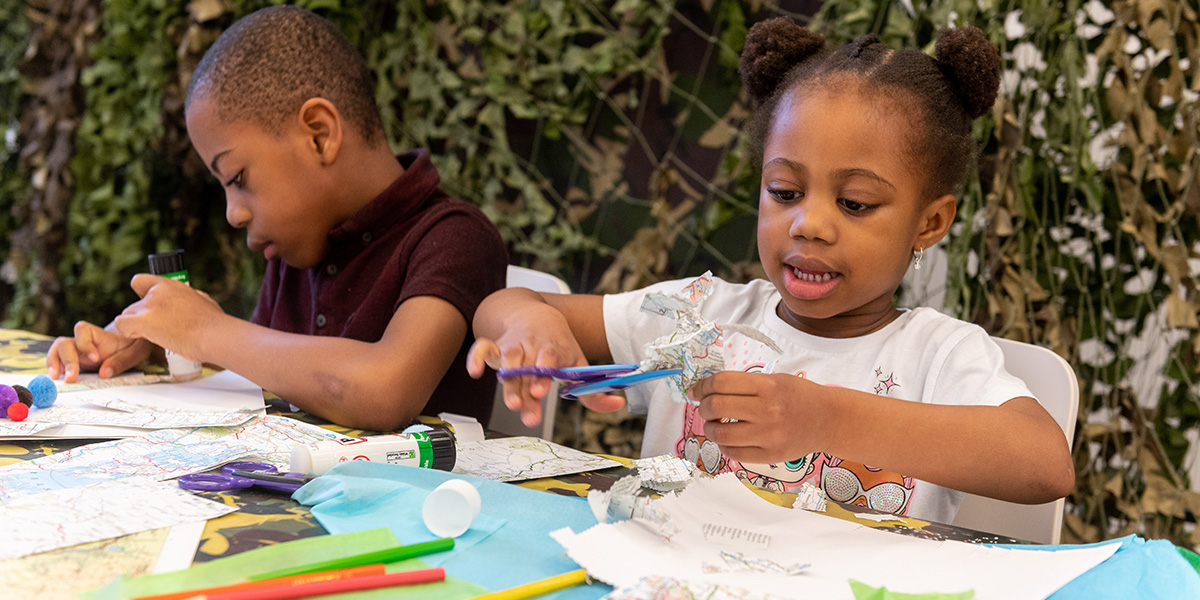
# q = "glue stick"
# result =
<box><xmin>290</xmin><ymin>429</ymin><xmax>456</xmax><ymax>475</ymax></box>
<box><xmin>147</xmin><ymin>249</ymin><xmax>203</xmax><ymax>382</ymax></box>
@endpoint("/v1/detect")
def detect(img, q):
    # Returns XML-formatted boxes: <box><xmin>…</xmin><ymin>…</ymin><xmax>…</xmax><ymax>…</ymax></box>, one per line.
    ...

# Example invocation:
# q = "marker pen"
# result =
<box><xmin>147</xmin><ymin>249</ymin><xmax>204</xmax><ymax>382</ymax></box>
<box><xmin>290</xmin><ymin>429</ymin><xmax>457</xmax><ymax>475</ymax></box>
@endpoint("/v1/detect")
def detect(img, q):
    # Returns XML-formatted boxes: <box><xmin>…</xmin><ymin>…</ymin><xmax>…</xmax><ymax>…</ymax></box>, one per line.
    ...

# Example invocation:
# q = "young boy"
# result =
<box><xmin>46</xmin><ymin>5</ymin><xmax>508</xmax><ymax>431</ymax></box>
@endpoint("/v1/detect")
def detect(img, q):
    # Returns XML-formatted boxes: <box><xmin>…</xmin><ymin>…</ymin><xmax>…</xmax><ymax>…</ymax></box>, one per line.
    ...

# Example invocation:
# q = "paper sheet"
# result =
<box><xmin>0</xmin><ymin>415</ymin><xmax>341</xmax><ymax>503</ymax></box>
<box><xmin>454</xmin><ymin>436</ymin><xmax>621</xmax><ymax>482</ymax></box>
<box><xmin>153</xmin><ymin>521</ymin><xmax>206</xmax><ymax>574</ymax></box>
<box><xmin>0</xmin><ymin>370</ymin><xmax>267</xmax><ymax>439</ymax></box>
<box><xmin>0</xmin><ymin>526</ymin><xmax>171</xmax><ymax>600</ymax></box>
<box><xmin>0</xmin><ymin>478</ymin><xmax>237</xmax><ymax>560</ymax></box>
<box><xmin>553</xmin><ymin>474</ymin><xmax>1120</xmax><ymax>599</ymax></box>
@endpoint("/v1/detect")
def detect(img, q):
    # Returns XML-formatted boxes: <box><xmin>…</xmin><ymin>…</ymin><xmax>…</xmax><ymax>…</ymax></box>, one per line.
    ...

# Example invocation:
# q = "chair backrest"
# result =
<box><xmin>949</xmin><ymin>336</ymin><xmax>1080</xmax><ymax>544</ymax></box>
<box><xmin>485</xmin><ymin>265</ymin><xmax>571</xmax><ymax>440</ymax></box>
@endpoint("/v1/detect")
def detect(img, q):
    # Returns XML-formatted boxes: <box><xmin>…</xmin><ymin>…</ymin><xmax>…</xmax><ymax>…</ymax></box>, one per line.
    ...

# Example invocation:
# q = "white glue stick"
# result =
<box><xmin>147</xmin><ymin>249</ymin><xmax>203</xmax><ymax>382</ymax></box>
<box><xmin>289</xmin><ymin>429</ymin><xmax>456</xmax><ymax>476</ymax></box>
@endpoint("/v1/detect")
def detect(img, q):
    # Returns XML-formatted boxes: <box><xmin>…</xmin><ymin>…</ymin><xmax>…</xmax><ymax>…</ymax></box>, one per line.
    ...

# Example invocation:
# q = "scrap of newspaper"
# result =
<box><xmin>637</xmin><ymin>272</ymin><xmax>781</xmax><ymax>402</ymax></box>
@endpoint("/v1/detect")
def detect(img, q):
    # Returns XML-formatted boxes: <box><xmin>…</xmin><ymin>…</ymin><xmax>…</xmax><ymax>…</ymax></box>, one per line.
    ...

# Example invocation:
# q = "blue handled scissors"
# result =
<box><xmin>177</xmin><ymin>461</ymin><xmax>313</xmax><ymax>494</ymax></box>
<box><xmin>497</xmin><ymin>364</ymin><xmax>683</xmax><ymax>400</ymax></box>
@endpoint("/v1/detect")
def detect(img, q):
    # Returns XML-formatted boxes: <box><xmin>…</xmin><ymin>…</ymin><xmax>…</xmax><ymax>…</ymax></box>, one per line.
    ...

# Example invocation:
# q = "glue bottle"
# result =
<box><xmin>147</xmin><ymin>249</ymin><xmax>203</xmax><ymax>382</ymax></box>
<box><xmin>290</xmin><ymin>428</ymin><xmax>456</xmax><ymax>475</ymax></box>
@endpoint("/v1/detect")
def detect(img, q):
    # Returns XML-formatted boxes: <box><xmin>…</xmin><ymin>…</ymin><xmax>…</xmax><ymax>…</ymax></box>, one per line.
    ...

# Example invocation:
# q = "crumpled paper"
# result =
<box><xmin>637</xmin><ymin>272</ymin><xmax>781</xmax><ymax>402</ymax></box>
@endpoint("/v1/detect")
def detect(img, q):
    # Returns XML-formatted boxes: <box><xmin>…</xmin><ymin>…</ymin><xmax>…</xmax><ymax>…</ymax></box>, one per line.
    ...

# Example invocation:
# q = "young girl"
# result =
<box><xmin>467</xmin><ymin>19</ymin><xmax>1073</xmax><ymax>523</ymax></box>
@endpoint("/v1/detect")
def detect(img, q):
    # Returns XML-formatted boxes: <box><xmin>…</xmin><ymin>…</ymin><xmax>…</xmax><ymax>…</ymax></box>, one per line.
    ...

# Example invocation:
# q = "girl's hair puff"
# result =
<box><xmin>740</xmin><ymin>19</ymin><xmax>1000</xmax><ymax>198</ymax></box>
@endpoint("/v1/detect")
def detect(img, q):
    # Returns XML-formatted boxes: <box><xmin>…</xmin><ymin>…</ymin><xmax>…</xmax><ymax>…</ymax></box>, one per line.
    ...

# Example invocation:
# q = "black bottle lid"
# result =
<box><xmin>428</xmin><ymin>427</ymin><xmax>457</xmax><ymax>472</ymax></box>
<box><xmin>148</xmin><ymin>249</ymin><xmax>187</xmax><ymax>275</ymax></box>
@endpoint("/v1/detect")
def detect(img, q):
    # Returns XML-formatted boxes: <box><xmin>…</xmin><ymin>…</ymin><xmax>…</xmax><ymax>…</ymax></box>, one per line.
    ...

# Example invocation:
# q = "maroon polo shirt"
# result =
<box><xmin>252</xmin><ymin>149</ymin><xmax>507</xmax><ymax>426</ymax></box>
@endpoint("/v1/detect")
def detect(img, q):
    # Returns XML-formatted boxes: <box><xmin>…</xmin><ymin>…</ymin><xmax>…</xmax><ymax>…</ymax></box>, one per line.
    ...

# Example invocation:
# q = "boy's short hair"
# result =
<box><xmin>186</xmin><ymin>5</ymin><xmax>384</xmax><ymax>145</ymax></box>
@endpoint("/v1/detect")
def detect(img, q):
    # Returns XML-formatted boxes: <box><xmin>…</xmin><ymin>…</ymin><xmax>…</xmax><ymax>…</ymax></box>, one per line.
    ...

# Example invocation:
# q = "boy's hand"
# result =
<box><xmin>46</xmin><ymin>321</ymin><xmax>154</xmax><ymax>382</ymax></box>
<box><xmin>112</xmin><ymin>274</ymin><xmax>225</xmax><ymax>364</ymax></box>
<box><xmin>466</xmin><ymin>306</ymin><xmax>623</xmax><ymax>426</ymax></box>
<box><xmin>688</xmin><ymin>371</ymin><xmax>830</xmax><ymax>464</ymax></box>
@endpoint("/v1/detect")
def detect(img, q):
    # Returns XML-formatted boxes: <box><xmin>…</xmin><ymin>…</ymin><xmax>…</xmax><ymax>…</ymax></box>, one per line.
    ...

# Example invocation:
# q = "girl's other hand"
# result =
<box><xmin>688</xmin><ymin>371</ymin><xmax>828</xmax><ymax>464</ymax></box>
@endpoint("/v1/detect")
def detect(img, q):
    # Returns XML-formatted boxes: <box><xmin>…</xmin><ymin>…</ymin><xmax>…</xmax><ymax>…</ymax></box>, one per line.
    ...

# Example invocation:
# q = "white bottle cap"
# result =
<box><xmin>422</xmin><ymin>479</ymin><xmax>481</xmax><ymax>538</ymax></box>
<box><xmin>290</xmin><ymin>442</ymin><xmax>337</xmax><ymax>475</ymax></box>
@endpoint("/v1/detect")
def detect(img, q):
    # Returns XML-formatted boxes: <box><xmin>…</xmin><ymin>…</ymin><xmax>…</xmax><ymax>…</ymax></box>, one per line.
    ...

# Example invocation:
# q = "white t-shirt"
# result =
<box><xmin>603</xmin><ymin>276</ymin><xmax>1034</xmax><ymax>523</ymax></box>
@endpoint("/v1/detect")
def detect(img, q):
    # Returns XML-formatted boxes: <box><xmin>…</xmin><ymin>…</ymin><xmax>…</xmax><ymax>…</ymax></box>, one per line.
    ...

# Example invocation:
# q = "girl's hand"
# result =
<box><xmin>46</xmin><ymin>320</ymin><xmax>154</xmax><ymax>381</ymax></box>
<box><xmin>112</xmin><ymin>274</ymin><xmax>226</xmax><ymax>364</ymax></box>
<box><xmin>688</xmin><ymin>371</ymin><xmax>831</xmax><ymax>464</ymax></box>
<box><xmin>466</xmin><ymin>303</ymin><xmax>622</xmax><ymax>426</ymax></box>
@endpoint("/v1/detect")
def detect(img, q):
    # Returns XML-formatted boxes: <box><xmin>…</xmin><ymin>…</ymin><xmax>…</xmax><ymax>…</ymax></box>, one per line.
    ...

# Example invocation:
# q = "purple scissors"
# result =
<box><xmin>177</xmin><ymin>461</ymin><xmax>313</xmax><ymax>494</ymax></box>
<box><xmin>497</xmin><ymin>364</ymin><xmax>683</xmax><ymax>400</ymax></box>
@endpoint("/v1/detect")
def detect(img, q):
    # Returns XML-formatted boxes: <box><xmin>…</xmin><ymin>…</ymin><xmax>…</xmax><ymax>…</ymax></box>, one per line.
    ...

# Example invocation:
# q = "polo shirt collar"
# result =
<box><xmin>327</xmin><ymin>149</ymin><xmax>440</xmax><ymax>246</ymax></box>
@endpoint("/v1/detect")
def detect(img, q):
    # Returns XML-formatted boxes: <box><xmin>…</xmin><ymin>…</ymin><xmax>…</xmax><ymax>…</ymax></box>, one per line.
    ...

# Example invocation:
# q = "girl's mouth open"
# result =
<box><xmin>785</xmin><ymin>266</ymin><xmax>840</xmax><ymax>299</ymax></box>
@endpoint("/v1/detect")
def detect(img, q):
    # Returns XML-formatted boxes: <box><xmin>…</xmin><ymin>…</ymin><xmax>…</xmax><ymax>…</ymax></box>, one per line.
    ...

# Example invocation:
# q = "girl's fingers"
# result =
<box><xmin>579</xmin><ymin>392</ymin><xmax>625</xmax><ymax>413</ymax></box>
<box><xmin>465</xmin><ymin>339</ymin><xmax>502</xmax><ymax>378</ymax></box>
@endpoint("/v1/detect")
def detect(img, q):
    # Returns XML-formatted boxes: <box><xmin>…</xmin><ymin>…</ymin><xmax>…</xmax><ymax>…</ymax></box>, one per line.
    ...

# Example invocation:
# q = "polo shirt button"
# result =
<box><xmin>361</xmin><ymin>232</ymin><xmax>372</xmax><ymax>244</ymax></box>
<box><xmin>325</xmin><ymin>264</ymin><xmax>338</xmax><ymax>276</ymax></box>
<box><xmin>315</xmin><ymin>314</ymin><xmax>327</xmax><ymax>328</ymax></box>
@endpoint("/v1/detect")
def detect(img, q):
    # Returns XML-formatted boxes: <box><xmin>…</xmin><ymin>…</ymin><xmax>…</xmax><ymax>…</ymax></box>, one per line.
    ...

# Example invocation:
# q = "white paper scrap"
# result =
<box><xmin>855</xmin><ymin>512</ymin><xmax>907</xmax><ymax>523</ymax></box>
<box><xmin>453</xmin><ymin>436</ymin><xmax>620</xmax><ymax>482</ymax></box>
<box><xmin>0</xmin><ymin>478</ymin><xmax>236</xmax><ymax>561</ymax></box>
<box><xmin>552</xmin><ymin>474</ymin><xmax>1121</xmax><ymax>599</ymax></box>
<box><xmin>634</xmin><ymin>455</ymin><xmax>694</xmax><ymax>492</ymax></box>
<box><xmin>0</xmin><ymin>370</ymin><xmax>267</xmax><ymax>439</ymax></box>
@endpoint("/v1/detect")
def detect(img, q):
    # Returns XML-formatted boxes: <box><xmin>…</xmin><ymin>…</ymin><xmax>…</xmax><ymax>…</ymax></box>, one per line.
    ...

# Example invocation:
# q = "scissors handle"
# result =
<box><xmin>178</xmin><ymin>472</ymin><xmax>250</xmax><ymax>492</ymax></box>
<box><xmin>497</xmin><ymin>364</ymin><xmax>639</xmax><ymax>382</ymax></box>
<box><xmin>178</xmin><ymin>462</ymin><xmax>309</xmax><ymax>494</ymax></box>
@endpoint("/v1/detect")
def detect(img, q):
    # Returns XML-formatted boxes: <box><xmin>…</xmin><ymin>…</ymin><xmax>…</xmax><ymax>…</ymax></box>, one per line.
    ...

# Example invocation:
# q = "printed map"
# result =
<box><xmin>1</xmin><ymin>478</ymin><xmax>235</xmax><ymax>560</ymax></box>
<box><xmin>0</xmin><ymin>527</ymin><xmax>168</xmax><ymax>600</ymax></box>
<box><xmin>454</xmin><ymin>436</ymin><xmax>621</xmax><ymax>482</ymax></box>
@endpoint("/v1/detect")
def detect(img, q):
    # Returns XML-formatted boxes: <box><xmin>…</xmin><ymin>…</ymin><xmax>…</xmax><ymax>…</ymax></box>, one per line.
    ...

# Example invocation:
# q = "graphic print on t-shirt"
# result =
<box><xmin>674</xmin><ymin>364</ymin><xmax>917</xmax><ymax>515</ymax></box>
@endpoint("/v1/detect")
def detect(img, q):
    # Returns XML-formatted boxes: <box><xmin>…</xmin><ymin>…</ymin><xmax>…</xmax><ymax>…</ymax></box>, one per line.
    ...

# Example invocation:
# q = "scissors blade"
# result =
<box><xmin>560</xmin><ymin>369</ymin><xmax>683</xmax><ymax>399</ymax></box>
<box><xmin>229</xmin><ymin>469</ymin><xmax>314</xmax><ymax>487</ymax></box>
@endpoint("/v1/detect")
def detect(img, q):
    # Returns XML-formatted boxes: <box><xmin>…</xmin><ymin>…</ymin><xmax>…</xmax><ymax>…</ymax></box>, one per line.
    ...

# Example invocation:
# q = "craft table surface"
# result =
<box><xmin>0</xmin><ymin>328</ymin><xmax>1023</xmax><ymax>568</ymax></box>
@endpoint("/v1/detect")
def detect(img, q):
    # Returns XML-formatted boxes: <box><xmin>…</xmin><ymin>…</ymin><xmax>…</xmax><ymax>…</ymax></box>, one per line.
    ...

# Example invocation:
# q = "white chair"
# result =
<box><xmin>485</xmin><ymin>265</ymin><xmax>571</xmax><ymax>440</ymax></box>
<box><xmin>950</xmin><ymin>336</ymin><xmax>1080</xmax><ymax>544</ymax></box>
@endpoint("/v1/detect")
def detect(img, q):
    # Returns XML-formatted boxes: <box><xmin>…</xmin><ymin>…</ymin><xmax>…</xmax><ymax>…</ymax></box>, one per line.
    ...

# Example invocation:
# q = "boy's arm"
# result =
<box><xmin>115</xmin><ymin>275</ymin><xmax>469</xmax><ymax>431</ymax></box>
<box><xmin>467</xmin><ymin>288</ymin><xmax>622</xmax><ymax>425</ymax></box>
<box><xmin>691</xmin><ymin>373</ymin><xmax>1075</xmax><ymax>505</ymax></box>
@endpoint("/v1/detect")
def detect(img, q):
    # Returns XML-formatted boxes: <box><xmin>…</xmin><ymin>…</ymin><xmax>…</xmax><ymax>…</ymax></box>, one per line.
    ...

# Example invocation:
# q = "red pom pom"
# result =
<box><xmin>7</xmin><ymin>402</ymin><xmax>28</xmax><ymax>421</ymax></box>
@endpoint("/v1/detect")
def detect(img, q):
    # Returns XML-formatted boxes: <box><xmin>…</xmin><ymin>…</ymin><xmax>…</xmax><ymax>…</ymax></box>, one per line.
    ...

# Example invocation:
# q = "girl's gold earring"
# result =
<box><xmin>913</xmin><ymin>247</ymin><xmax>924</xmax><ymax>271</ymax></box>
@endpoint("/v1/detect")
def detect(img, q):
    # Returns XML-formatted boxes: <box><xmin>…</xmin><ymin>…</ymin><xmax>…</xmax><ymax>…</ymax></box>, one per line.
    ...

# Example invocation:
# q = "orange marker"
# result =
<box><xmin>131</xmin><ymin>564</ymin><xmax>385</xmax><ymax>600</ymax></box>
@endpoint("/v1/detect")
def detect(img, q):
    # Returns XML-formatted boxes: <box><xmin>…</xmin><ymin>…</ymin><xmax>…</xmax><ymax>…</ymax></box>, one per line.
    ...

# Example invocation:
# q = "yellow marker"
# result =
<box><xmin>469</xmin><ymin>569</ymin><xmax>589</xmax><ymax>600</ymax></box>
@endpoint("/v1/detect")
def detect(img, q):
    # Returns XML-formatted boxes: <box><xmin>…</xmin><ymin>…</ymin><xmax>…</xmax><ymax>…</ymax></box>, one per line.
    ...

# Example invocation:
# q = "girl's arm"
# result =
<box><xmin>691</xmin><ymin>373</ymin><xmax>1075</xmax><ymax>504</ymax></box>
<box><xmin>466</xmin><ymin>288</ymin><xmax>622</xmax><ymax>426</ymax></box>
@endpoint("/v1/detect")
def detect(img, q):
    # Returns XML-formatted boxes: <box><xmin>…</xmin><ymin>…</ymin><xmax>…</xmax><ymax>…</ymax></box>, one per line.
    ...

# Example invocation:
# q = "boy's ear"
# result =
<box><xmin>296</xmin><ymin>98</ymin><xmax>343</xmax><ymax>165</ymax></box>
<box><xmin>915</xmin><ymin>193</ymin><xmax>957</xmax><ymax>251</ymax></box>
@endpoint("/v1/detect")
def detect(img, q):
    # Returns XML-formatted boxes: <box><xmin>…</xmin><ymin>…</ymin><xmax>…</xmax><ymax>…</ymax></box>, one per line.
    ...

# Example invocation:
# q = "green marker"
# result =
<box><xmin>249</xmin><ymin>537</ymin><xmax>456</xmax><ymax>580</ymax></box>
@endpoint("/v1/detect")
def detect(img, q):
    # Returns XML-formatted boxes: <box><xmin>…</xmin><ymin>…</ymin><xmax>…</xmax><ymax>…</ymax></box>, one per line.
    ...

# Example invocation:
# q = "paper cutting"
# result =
<box><xmin>601</xmin><ymin>574</ymin><xmax>788</xmax><ymax>600</ymax></box>
<box><xmin>700</xmin><ymin>551</ymin><xmax>810</xmax><ymax>576</ymax></box>
<box><xmin>637</xmin><ymin>272</ymin><xmax>781</xmax><ymax>402</ymax></box>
